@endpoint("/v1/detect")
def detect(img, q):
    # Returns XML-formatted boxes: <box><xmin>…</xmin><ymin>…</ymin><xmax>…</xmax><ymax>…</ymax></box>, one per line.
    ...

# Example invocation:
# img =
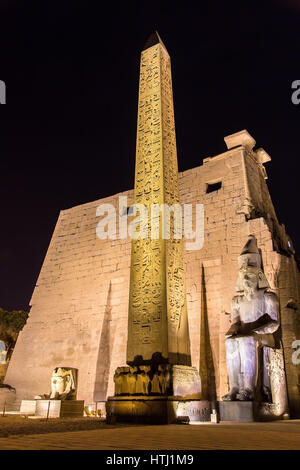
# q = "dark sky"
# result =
<box><xmin>0</xmin><ymin>0</ymin><xmax>299</xmax><ymax>311</ymax></box>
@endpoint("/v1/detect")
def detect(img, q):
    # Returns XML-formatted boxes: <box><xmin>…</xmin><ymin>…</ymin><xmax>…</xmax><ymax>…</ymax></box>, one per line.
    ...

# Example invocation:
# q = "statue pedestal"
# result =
<box><xmin>218</xmin><ymin>401</ymin><xmax>255</xmax><ymax>422</ymax></box>
<box><xmin>106</xmin><ymin>396</ymin><xmax>211</xmax><ymax>424</ymax></box>
<box><xmin>20</xmin><ymin>400</ymin><xmax>37</xmax><ymax>415</ymax></box>
<box><xmin>218</xmin><ymin>401</ymin><xmax>287</xmax><ymax>422</ymax></box>
<box><xmin>0</xmin><ymin>387</ymin><xmax>16</xmax><ymax>409</ymax></box>
<box><xmin>20</xmin><ymin>399</ymin><xmax>84</xmax><ymax>418</ymax></box>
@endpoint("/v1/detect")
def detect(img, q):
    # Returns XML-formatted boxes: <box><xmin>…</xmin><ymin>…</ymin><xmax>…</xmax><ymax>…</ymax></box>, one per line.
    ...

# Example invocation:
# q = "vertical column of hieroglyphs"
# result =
<box><xmin>127</xmin><ymin>36</ymin><xmax>191</xmax><ymax>366</ymax></box>
<box><xmin>127</xmin><ymin>41</ymin><xmax>167</xmax><ymax>363</ymax></box>
<box><xmin>160</xmin><ymin>44</ymin><xmax>191</xmax><ymax>365</ymax></box>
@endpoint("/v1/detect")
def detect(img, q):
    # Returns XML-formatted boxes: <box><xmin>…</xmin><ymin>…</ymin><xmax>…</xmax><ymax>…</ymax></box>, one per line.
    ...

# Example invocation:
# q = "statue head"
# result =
<box><xmin>236</xmin><ymin>235</ymin><xmax>269</xmax><ymax>297</ymax></box>
<box><xmin>50</xmin><ymin>367</ymin><xmax>77</xmax><ymax>400</ymax></box>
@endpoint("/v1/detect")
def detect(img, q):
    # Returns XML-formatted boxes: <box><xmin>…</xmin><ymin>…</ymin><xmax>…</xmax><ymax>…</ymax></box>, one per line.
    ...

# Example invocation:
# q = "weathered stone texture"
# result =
<box><xmin>5</xmin><ymin>141</ymin><xmax>300</xmax><ymax>415</ymax></box>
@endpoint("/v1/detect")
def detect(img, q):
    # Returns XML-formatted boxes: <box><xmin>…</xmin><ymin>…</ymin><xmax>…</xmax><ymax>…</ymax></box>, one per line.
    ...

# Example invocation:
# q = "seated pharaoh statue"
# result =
<box><xmin>35</xmin><ymin>367</ymin><xmax>78</xmax><ymax>401</ymax></box>
<box><xmin>222</xmin><ymin>235</ymin><xmax>286</xmax><ymax>405</ymax></box>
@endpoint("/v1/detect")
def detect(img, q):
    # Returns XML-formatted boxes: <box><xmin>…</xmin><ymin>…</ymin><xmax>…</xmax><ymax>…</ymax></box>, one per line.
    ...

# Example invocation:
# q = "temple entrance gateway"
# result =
<box><xmin>3</xmin><ymin>33</ymin><xmax>300</xmax><ymax>420</ymax></box>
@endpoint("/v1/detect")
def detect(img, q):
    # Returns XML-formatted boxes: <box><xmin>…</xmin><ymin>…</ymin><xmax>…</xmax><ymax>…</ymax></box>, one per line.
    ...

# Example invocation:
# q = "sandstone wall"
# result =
<box><xmin>5</xmin><ymin>145</ymin><xmax>300</xmax><ymax>415</ymax></box>
<box><xmin>244</xmin><ymin>149</ymin><xmax>300</xmax><ymax>416</ymax></box>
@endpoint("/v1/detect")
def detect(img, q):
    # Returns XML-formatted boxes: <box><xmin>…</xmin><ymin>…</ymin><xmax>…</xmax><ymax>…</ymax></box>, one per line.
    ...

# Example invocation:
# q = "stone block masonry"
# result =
<box><xmin>5</xmin><ymin>133</ymin><xmax>300</xmax><ymax>416</ymax></box>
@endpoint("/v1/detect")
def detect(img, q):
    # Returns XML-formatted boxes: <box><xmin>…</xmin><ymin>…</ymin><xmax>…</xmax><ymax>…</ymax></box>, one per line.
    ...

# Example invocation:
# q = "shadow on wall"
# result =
<box><xmin>199</xmin><ymin>265</ymin><xmax>217</xmax><ymax>405</ymax></box>
<box><xmin>93</xmin><ymin>282</ymin><xmax>116</xmax><ymax>402</ymax></box>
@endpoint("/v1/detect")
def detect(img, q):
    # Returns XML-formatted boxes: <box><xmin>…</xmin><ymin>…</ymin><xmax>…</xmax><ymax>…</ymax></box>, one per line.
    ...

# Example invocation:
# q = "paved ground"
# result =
<box><xmin>0</xmin><ymin>419</ymin><xmax>300</xmax><ymax>449</ymax></box>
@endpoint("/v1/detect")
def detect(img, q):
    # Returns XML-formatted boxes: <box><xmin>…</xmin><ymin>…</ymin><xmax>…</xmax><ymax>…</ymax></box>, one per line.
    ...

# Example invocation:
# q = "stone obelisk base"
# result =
<box><xmin>106</xmin><ymin>396</ymin><xmax>211</xmax><ymax>424</ymax></box>
<box><xmin>106</xmin><ymin>364</ymin><xmax>210</xmax><ymax>424</ymax></box>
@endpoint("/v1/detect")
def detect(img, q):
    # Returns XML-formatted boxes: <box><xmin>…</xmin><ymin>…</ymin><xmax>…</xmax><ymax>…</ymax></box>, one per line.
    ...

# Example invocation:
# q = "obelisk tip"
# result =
<box><xmin>142</xmin><ymin>31</ymin><xmax>168</xmax><ymax>52</ymax></box>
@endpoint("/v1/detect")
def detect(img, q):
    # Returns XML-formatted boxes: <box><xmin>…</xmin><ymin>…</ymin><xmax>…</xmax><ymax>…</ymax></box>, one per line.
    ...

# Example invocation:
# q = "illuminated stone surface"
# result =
<box><xmin>222</xmin><ymin>235</ymin><xmax>289</xmax><ymax>419</ymax></box>
<box><xmin>4</xmin><ymin>38</ymin><xmax>300</xmax><ymax>418</ymax></box>
<box><xmin>127</xmin><ymin>32</ymin><xmax>190</xmax><ymax>366</ymax></box>
<box><xmin>20</xmin><ymin>399</ymin><xmax>84</xmax><ymax>418</ymax></box>
<box><xmin>107</xmin><ymin>33</ymin><xmax>202</xmax><ymax>422</ymax></box>
<box><xmin>34</xmin><ymin>367</ymin><xmax>78</xmax><ymax>401</ymax></box>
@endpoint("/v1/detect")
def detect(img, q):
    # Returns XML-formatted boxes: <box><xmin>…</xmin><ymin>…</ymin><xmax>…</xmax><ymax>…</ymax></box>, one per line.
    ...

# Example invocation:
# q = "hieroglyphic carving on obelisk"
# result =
<box><xmin>127</xmin><ymin>32</ymin><xmax>191</xmax><ymax>366</ymax></box>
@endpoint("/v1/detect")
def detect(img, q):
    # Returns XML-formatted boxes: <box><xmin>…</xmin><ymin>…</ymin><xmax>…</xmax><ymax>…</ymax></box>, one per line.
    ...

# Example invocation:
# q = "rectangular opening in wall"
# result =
<box><xmin>206</xmin><ymin>181</ymin><xmax>222</xmax><ymax>194</ymax></box>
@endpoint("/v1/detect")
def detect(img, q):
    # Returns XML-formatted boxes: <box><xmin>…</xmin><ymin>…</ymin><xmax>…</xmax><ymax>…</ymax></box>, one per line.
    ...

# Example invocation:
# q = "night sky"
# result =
<box><xmin>0</xmin><ymin>0</ymin><xmax>299</xmax><ymax>311</ymax></box>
